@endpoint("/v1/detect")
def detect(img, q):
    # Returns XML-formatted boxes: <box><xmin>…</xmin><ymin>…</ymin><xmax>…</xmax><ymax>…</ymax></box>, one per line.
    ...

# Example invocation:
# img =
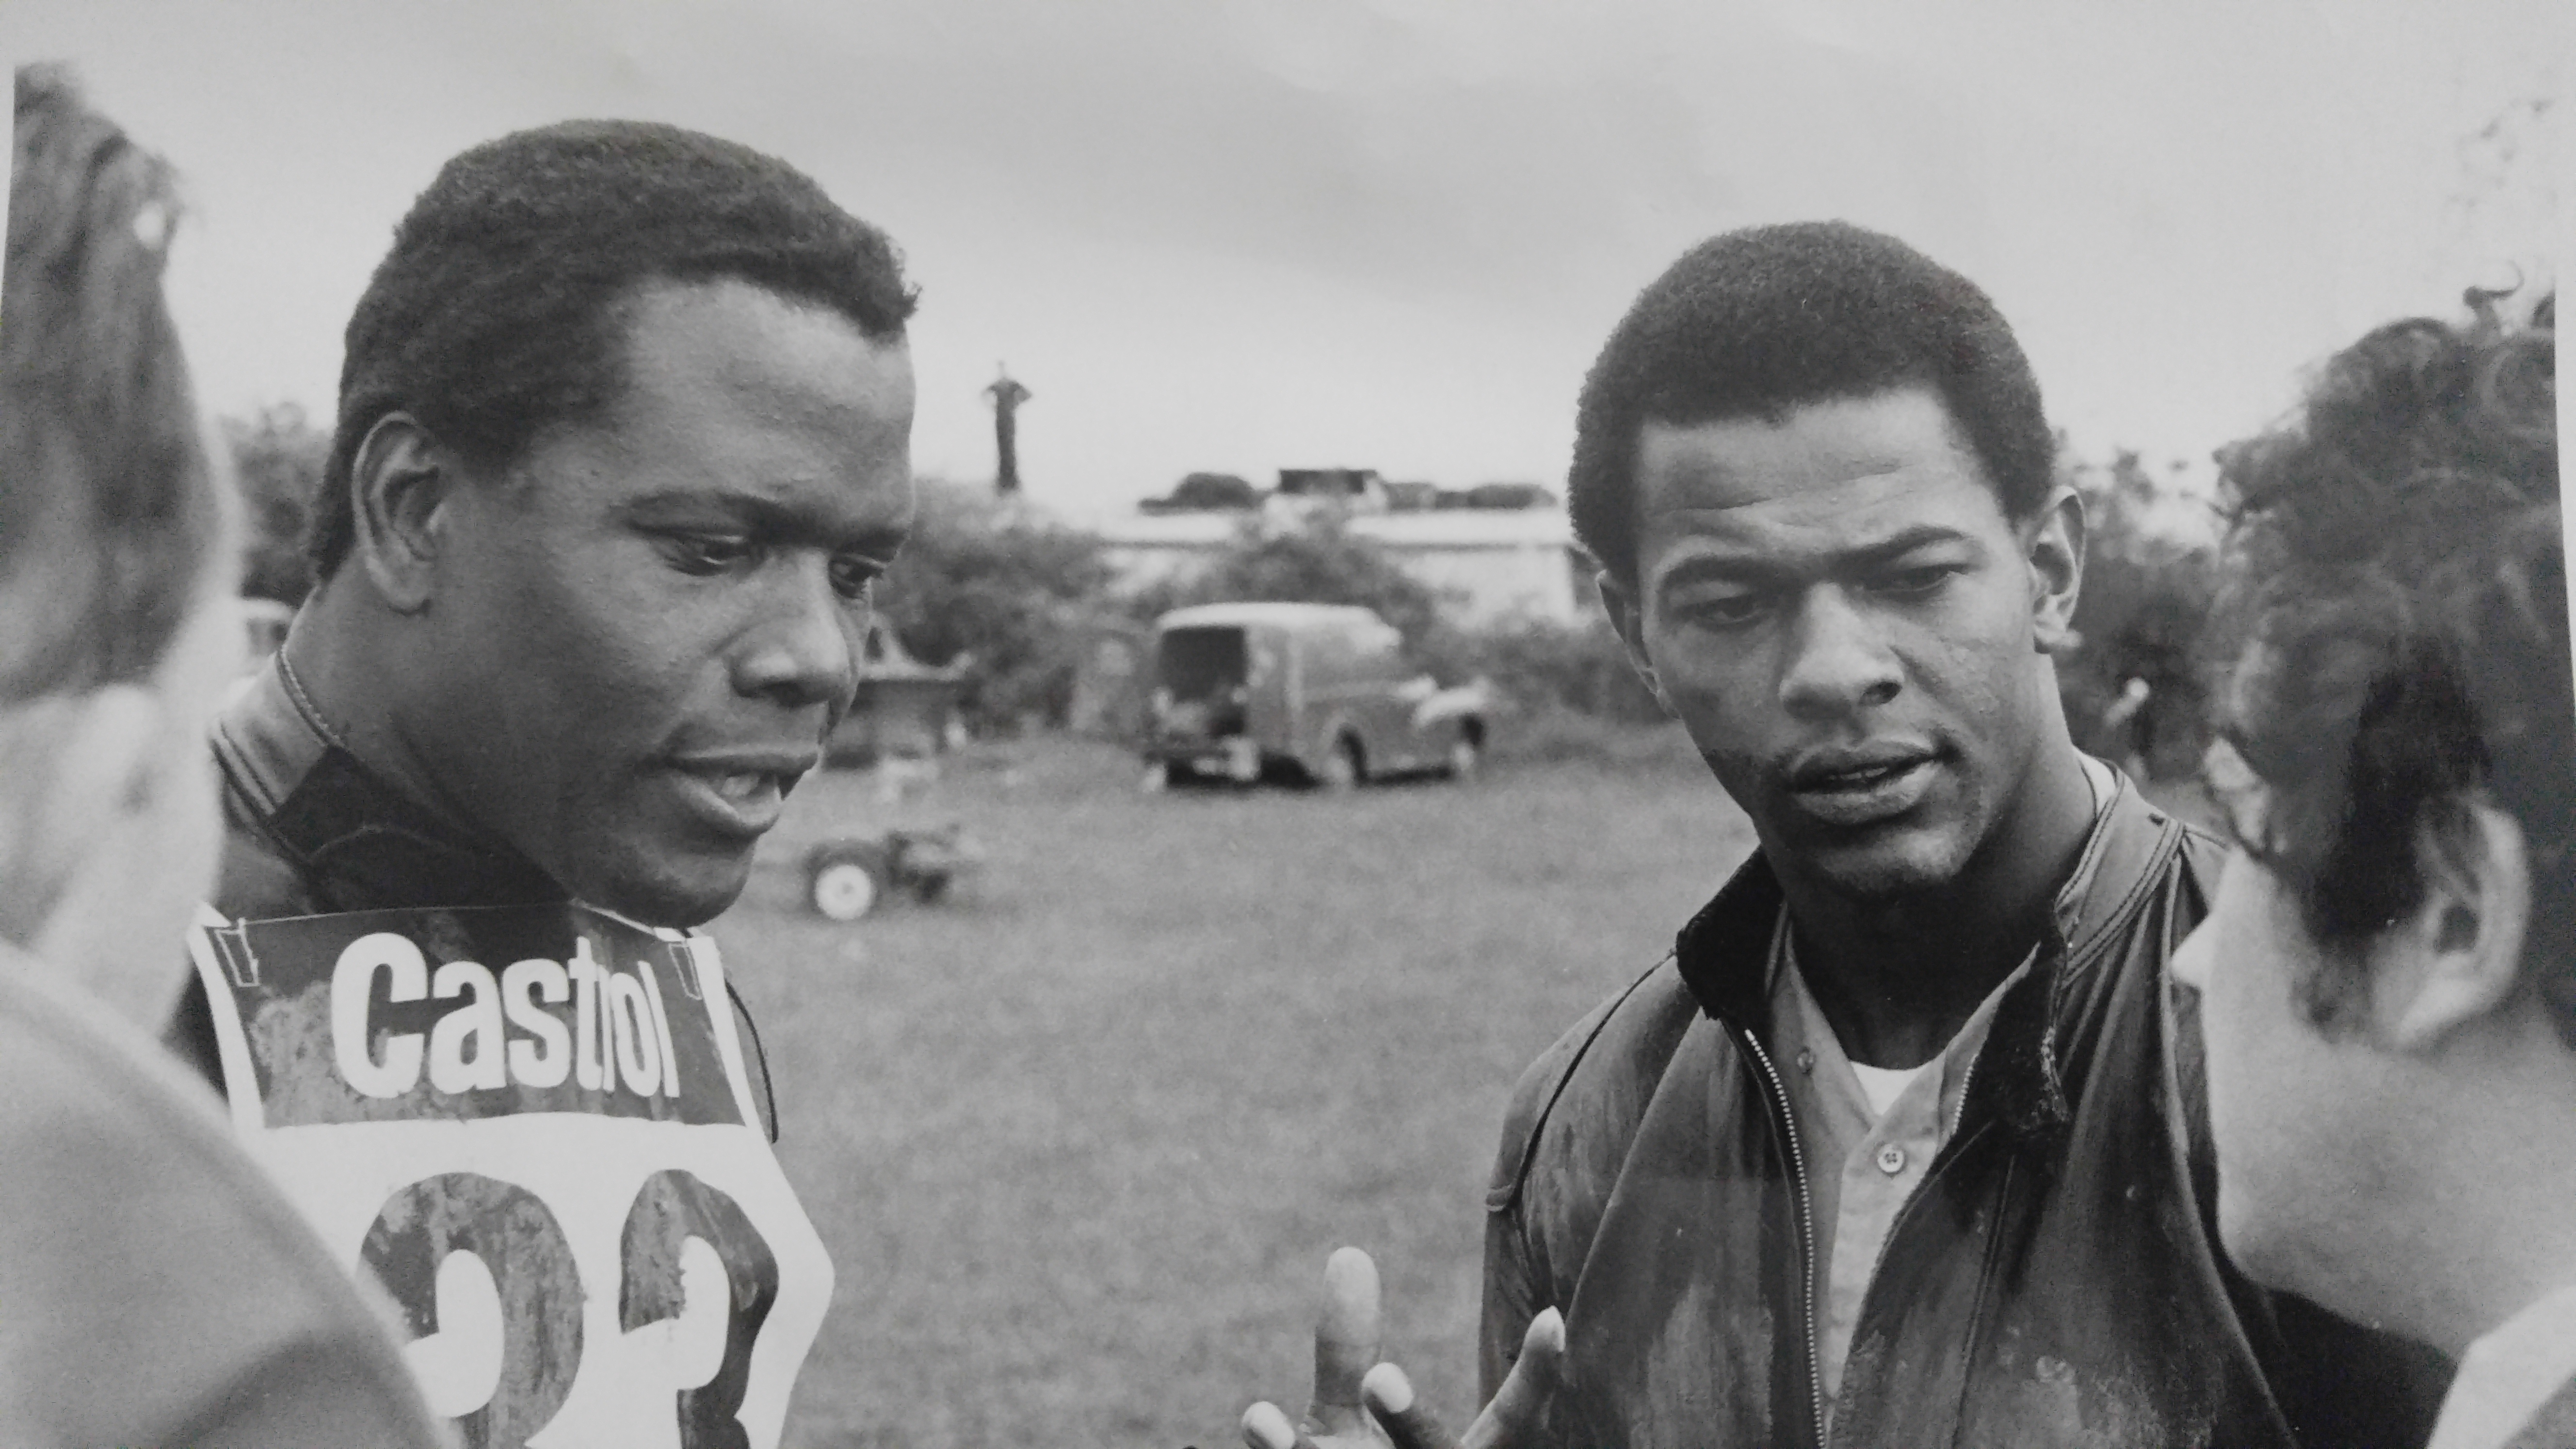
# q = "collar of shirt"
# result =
<box><xmin>214</xmin><ymin>655</ymin><xmax>565</xmax><ymax>914</ymax></box>
<box><xmin>2429</xmin><ymin>1279</ymin><xmax>2576</xmax><ymax>1449</ymax></box>
<box><xmin>1763</xmin><ymin>753</ymin><xmax>2116</xmax><ymax>1413</ymax></box>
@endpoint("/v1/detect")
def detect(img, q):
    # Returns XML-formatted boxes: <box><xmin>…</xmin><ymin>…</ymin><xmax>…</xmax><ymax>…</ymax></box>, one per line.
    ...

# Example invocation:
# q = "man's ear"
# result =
<box><xmin>2380</xmin><ymin>800</ymin><xmax>2532</xmax><ymax>1052</ymax></box>
<box><xmin>1595</xmin><ymin>569</ymin><xmax>1673</xmax><ymax>715</ymax></box>
<box><xmin>347</xmin><ymin>412</ymin><xmax>457</xmax><ymax>615</ymax></box>
<box><xmin>2025</xmin><ymin>484</ymin><xmax>2087</xmax><ymax>654</ymax></box>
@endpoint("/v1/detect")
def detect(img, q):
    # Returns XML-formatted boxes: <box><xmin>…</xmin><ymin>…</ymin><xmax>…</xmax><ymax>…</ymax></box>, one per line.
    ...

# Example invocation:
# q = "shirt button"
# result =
<box><xmin>1876</xmin><ymin>1143</ymin><xmax>1908</xmax><ymax>1175</ymax></box>
<box><xmin>1796</xmin><ymin>1049</ymin><xmax>1816</xmax><ymax>1075</ymax></box>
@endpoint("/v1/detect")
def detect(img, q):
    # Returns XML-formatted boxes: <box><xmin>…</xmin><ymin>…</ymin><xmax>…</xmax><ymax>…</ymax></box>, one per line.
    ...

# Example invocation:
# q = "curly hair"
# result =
<box><xmin>1569</xmin><ymin>221</ymin><xmax>2055</xmax><ymax>587</ymax></box>
<box><xmin>2208</xmin><ymin>299</ymin><xmax>2568</xmax><ymax>1043</ymax></box>
<box><xmin>310</xmin><ymin>119</ymin><xmax>918</xmax><ymax>578</ymax></box>
<box><xmin>0</xmin><ymin>64</ymin><xmax>224</xmax><ymax>705</ymax></box>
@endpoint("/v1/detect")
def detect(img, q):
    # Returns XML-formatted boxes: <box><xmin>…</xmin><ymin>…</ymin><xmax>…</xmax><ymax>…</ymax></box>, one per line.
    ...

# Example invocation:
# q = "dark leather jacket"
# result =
<box><xmin>1481</xmin><ymin>772</ymin><xmax>2449</xmax><ymax>1448</ymax></box>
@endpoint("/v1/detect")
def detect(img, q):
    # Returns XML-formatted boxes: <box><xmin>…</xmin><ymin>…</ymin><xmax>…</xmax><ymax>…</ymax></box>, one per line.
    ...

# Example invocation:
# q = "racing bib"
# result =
<box><xmin>186</xmin><ymin>902</ymin><xmax>833</xmax><ymax>1449</ymax></box>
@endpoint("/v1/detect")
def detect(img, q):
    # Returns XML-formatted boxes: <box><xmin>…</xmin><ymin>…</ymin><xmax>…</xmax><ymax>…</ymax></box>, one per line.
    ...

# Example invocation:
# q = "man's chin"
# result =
<box><xmin>569</xmin><ymin>850</ymin><xmax>755</xmax><ymax>930</ymax></box>
<box><xmin>1779</xmin><ymin>824</ymin><xmax>1967</xmax><ymax>902</ymax></box>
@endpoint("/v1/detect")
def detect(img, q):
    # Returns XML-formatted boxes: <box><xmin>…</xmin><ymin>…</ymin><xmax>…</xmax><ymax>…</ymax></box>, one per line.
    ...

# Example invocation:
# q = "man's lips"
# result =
<box><xmin>1782</xmin><ymin>744</ymin><xmax>1942</xmax><ymax>826</ymax></box>
<box><xmin>664</xmin><ymin>749</ymin><xmax>819</xmax><ymax>838</ymax></box>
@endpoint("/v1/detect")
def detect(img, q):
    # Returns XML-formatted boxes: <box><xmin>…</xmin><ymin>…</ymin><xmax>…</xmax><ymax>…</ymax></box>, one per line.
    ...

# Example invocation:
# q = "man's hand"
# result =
<box><xmin>1240</xmin><ymin>1246</ymin><xmax>1564</xmax><ymax>1449</ymax></box>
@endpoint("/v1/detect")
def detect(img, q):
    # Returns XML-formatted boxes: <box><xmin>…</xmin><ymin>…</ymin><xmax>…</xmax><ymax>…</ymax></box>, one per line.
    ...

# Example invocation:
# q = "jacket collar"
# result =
<box><xmin>214</xmin><ymin>656</ymin><xmax>566</xmax><ymax>915</ymax></box>
<box><xmin>1675</xmin><ymin>761</ymin><xmax>2183</xmax><ymax>1138</ymax></box>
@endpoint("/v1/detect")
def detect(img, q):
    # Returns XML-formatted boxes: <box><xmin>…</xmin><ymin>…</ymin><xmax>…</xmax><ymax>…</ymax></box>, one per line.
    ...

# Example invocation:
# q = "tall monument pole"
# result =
<box><xmin>984</xmin><ymin>364</ymin><xmax>1032</xmax><ymax>495</ymax></box>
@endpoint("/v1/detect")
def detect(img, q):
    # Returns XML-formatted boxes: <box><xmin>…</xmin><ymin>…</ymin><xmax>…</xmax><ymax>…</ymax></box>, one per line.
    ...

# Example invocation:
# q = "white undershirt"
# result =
<box><xmin>1850</xmin><ymin>1061</ymin><xmax>1928</xmax><ymax>1119</ymax></box>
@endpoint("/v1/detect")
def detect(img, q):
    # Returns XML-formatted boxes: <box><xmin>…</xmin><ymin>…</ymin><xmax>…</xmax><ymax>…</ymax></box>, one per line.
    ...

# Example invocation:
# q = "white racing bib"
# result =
<box><xmin>187</xmin><ymin>902</ymin><xmax>833</xmax><ymax>1449</ymax></box>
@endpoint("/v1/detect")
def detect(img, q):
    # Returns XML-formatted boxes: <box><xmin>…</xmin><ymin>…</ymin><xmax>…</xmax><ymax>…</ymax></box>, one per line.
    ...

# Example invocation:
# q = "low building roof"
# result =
<box><xmin>1152</xmin><ymin>601</ymin><xmax>1385</xmax><ymax>631</ymax></box>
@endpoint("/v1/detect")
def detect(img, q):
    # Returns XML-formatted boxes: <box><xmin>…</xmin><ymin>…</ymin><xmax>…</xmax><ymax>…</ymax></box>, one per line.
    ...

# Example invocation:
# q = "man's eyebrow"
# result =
<box><xmin>1656</xmin><ymin>524</ymin><xmax>1976</xmax><ymax>593</ymax></box>
<box><xmin>616</xmin><ymin>488</ymin><xmax>908</xmax><ymax>556</ymax></box>
<box><xmin>1835</xmin><ymin>524</ymin><xmax>1978</xmax><ymax>568</ymax></box>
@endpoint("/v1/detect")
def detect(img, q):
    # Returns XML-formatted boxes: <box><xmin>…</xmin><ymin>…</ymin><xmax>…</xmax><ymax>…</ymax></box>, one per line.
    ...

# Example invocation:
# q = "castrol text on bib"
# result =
<box><xmin>187</xmin><ymin>902</ymin><xmax>833</xmax><ymax>1449</ymax></box>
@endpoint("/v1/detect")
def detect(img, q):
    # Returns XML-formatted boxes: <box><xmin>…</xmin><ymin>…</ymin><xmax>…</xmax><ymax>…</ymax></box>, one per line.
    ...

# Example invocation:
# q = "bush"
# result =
<box><xmin>224</xmin><ymin>403</ymin><xmax>328</xmax><ymax>606</ymax></box>
<box><xmin>1490</xmin><ymin>703</ymin><xmax>1698</xmax><ymax>771</ymax></box>
<box><xmin>876</xmin><ymin>481</ymin><xmax>1116</xmax><ymax>730</ymax></box>
<box><xmin>2054</xmin><ymin>445</ymin><xmax>2222</xmax><ymax>781</ymax></box>
<box><xmin>1419</xmin><ymin>615</ymin><xmax>1667</xmax><ymax>724</ymax></box>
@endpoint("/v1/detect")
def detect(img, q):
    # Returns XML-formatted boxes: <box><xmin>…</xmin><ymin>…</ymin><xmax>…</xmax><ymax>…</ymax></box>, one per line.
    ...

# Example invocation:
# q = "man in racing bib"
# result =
<box><xmin>161</xmin><ymin>120</ymin><xmax>918</xmax><ymax>1448</ymax></box>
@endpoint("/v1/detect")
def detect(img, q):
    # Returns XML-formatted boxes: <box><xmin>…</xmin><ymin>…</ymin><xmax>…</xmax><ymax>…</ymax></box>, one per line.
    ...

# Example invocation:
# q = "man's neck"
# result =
<box><xmin>1777</xmin><ymin>741</ymin><xmax>2098</xmax><ymax>1069</ymax></box>
<box><xmin>280</xmin><ymin>587</ymin><xmax>493</xmax><ymax>849</ymax></box>
<box><xmin>2383</xmin><ymin>1039</ymin><xmax>2576</xmax><ymax>1357</ymax></box>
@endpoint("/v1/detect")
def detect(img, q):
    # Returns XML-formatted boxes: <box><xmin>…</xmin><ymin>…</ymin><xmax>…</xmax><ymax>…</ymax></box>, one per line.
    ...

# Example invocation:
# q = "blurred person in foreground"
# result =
<box><xmin>2174</xmin><ymin>299</ymin><xmax>2572</xmax><ymax>1449</ymax></box>
<box><xmin>0</xmin><ymin>64</ymin><xmax>448</xmax><ymax>1448</ymax></box>
<box><xmin>152</xmin><ymin>120</ymin><xmax>918</xmax><ymax>1443</ymax></box>
<box><xmin>1245</xmin><ymin>223</ymin><xmax>2445</xmax><ymax>1449</ymax></box>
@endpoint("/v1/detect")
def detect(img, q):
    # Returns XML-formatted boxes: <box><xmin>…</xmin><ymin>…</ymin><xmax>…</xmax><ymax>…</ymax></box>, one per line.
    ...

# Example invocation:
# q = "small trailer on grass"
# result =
<box><xmin>802</xmin><ymin>824</ymin><xmax>982</xmax><ymax>922</ymax></box>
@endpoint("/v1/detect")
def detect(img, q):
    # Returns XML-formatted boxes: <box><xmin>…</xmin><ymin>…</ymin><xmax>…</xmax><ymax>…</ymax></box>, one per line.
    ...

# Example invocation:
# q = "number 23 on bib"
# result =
<box><xmin>187</xmin><ymin>902</ymin><xmax>834</xmax><ymax>1449</ymax></box>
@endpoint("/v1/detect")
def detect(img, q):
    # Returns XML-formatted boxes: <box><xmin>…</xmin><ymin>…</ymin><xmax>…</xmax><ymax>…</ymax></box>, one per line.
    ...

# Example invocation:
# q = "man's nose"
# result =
<box><xmin>733</xmin><ymin>558</ymin><xmax>859</xmax><ymax>712</ymax></box>
<box><xmin>1777</xmin><ymin>586</ymin><xmax>1901</xmax><ymax>718</ymax></box>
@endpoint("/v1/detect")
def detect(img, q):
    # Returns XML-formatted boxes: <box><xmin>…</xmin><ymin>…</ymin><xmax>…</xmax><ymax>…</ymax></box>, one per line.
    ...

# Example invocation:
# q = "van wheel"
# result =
<box><xmin>1316</xmin><ymin>738</ymin><xmax>1362</xmax><ymax>793</ymax></box>
<box><xmin>808</xmin><ymin>846</ymin><xmax>888</xmax><ymax>921</ymax></box>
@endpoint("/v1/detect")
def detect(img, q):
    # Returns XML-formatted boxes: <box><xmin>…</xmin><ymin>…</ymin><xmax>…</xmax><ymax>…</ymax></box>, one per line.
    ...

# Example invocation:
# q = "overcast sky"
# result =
<box><xmin>9</xmin><ymin>0</ymin><xmax>2565</xmax><ymax>520</ymax></box>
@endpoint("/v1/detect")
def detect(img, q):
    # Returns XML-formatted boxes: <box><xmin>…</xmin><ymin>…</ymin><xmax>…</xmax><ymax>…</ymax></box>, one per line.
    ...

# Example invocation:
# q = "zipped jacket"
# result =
<box><xmin>1480</xmin><ymin>771</ymin><xmax>2450</xmax><ymax>1448</ymax></box>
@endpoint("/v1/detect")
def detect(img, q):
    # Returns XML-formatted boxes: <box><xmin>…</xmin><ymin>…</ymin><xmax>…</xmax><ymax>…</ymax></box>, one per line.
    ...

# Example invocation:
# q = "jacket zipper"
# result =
<box><xmin>1742</xmin><ymin>1030</ymin><xmax>1829</xmax><ymax>1449</ymax></box>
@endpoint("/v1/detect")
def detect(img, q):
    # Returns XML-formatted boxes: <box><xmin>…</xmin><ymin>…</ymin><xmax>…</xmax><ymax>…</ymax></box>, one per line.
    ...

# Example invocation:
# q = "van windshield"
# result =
<box><xmin>1158</xmin><ymin>626</ymin><xmax>1248</xmax><ymax>701</ymax></box>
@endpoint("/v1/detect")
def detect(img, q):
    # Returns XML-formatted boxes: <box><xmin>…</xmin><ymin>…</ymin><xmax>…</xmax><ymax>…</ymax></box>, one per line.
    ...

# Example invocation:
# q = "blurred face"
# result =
<box><xmin>1611</xmin><ymin>387</ymin><xmax>2073</xmax><ymax>899</ymax></box>
<box><xmin>415</xmin><ymin>278</ymin><xmax>915</xmax><ymax>926</ymax></box>
<box><xmin>24</xmin><ymin>572</ymin><xmax>244</xmax><ymax>1023</ymax></box>
<box><xmin>2169</xmin><ymin>741</ymin><xmax>2395</xmax><ymax>1309</ymax></box>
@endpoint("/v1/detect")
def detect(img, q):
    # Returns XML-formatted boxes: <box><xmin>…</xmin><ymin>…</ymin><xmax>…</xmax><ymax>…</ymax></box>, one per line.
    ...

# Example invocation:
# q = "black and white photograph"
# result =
<box><xmin>1</xmin><ymin>3</ymin><xmax>2567</xmax><ymax>1447</ymax></box>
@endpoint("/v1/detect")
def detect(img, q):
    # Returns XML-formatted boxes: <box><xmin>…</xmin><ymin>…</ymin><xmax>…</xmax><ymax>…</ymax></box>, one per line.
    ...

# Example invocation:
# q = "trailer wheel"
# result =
<box><xmin>807</xmin><ymin>846</ymin><xmax>888</xmax><ymax>921</ymax></box>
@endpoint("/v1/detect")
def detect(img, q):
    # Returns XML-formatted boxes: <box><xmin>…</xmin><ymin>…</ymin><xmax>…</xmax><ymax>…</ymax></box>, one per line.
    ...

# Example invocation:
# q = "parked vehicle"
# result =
<box><xmin>825</xmin><ymin>617</ymin><xmax>969</xmax><ymax>767</ymax></box>
<box><xmin>1140</xmin><ymin>602</ymin><xmax>1489</xmax><ymax>790</ymax></box>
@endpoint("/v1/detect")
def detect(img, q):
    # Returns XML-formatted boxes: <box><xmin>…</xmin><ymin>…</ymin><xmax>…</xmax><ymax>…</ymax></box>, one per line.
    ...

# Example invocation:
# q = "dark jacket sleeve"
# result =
<box><xmin>1477</xmin><ymin>958</ymin><xmax>1685</xmax><ymax>1404</ymax></box>
<box><xmin>1480</xmin><ymin>1085</ymin><xmax>1553</xmax><ymax>1402</ymax></box>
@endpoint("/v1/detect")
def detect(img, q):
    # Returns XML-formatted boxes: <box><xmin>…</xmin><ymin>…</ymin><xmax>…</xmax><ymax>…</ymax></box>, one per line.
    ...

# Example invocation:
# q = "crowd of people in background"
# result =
<box><xmin>3</xmin><ymin>58</ymin><xmax>2565</xmax><ymax>1449</ymax></box>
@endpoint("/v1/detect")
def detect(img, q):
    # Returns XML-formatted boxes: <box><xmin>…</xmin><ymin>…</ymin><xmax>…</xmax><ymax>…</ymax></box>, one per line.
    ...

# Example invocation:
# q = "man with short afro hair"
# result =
<box><xmin>160</xmin><ymin>118</ymin><xmax>921</xmax><ymax>1443</ymax></box>
<box><xmin>308</xmin><ymin>118</ymin><xmax>917</xmax><ymax>579</ymax></box>
<box><xmin>1568</xmin><ymin>221</ymin><xmax>2057</xmax><ymax>590</ymax></box>
<box><xmin>1247</xmin><ymin>221</ymin><xmax>2447</xmax><ymax>1449</ymax></box>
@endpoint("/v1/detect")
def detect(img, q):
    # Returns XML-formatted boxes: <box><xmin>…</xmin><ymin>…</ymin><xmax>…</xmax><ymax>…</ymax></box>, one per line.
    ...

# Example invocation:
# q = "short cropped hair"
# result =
<box><xmin>2209</xmin><ymin>301</ymin><xmax>2569</xmax><ymax>1044</ymax></box>
<box><xmin>0</xmin><ymin>64</ymin><xmax>223</xmax><ymax>705</ymax></box>
<box><xmin>1570</xmin><ymin>221</ymin><xmax>2056</xmax><ymax>586</ymax></box>
<box><xmin>310</xmin><ymin>119</ymin><xmax>919</xmax><ymax>577</ymax></box>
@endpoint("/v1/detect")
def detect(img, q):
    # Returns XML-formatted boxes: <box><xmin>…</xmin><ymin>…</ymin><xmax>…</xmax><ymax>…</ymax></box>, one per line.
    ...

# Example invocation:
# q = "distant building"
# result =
<box><xmin>1095</xmin><ymin>504</ymin><xmax>1591</xmax><ymax>626</ymax></box>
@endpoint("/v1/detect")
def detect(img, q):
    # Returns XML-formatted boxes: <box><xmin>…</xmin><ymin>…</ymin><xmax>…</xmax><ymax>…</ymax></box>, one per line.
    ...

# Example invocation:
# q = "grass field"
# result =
<box><xmin>713</xmin><ymin>732</ymin><xmax>1753</xmax><ymax>1448</ymax></box>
